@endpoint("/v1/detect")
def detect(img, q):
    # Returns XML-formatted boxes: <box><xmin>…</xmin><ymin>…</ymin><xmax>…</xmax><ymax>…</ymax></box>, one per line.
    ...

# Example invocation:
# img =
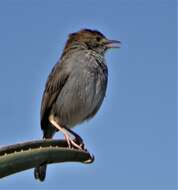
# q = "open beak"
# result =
<box><xmin>105</xmin><ymin>39</ymin><xmax>121</xmax><ymax>48</ymax></box>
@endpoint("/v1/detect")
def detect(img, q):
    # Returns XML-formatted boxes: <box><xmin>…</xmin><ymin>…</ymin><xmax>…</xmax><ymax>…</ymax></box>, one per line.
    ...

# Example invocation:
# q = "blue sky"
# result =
<box><xmin>0</xmin><ymin>0</ymin><xmax>176</xmax><ymax>189</ymax></box>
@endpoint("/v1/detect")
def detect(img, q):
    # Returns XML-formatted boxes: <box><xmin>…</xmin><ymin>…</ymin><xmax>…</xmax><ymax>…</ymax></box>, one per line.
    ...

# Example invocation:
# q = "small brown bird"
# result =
<box><xmin>34</xmin><ymin>29</ymin><xmax>120</xmax><ymax>181</ymax></box>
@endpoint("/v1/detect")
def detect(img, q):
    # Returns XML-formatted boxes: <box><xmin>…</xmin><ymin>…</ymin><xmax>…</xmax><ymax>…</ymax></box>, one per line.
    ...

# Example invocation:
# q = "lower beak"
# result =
<box><xmin>105</xmin><ymin>40</ymin><xmax>121</xmax><ymax>48</ymax></box>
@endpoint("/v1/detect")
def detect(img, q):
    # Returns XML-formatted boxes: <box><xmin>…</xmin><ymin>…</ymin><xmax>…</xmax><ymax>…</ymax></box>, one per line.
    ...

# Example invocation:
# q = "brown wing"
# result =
<box><xmin>40</xmin><ymin>63</ymin><xmax>69</xmax><ymax>130</ymax></box>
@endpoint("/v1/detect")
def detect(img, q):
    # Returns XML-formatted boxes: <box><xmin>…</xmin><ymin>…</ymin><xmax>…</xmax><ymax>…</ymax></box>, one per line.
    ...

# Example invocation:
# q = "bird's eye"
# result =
<box><xmin>96</xmin><ymin>37</ymin><xmax>101</xmax><ymax>42</ymax></box>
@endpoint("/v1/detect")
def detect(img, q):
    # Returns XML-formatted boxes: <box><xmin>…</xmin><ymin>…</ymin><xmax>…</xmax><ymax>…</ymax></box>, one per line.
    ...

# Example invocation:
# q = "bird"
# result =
<box><xmin>34</xmin><ymin>29</ymin><xmax>120</xmax><ymax>181</ymax></box>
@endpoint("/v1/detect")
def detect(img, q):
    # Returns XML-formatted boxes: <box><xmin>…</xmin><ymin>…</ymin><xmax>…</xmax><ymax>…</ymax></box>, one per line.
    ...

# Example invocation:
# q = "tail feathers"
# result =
<box><xmin>34</xmin><ymin>164</ymin><xmax>47</xmax><ymax>182</ymax></box>
<box><xmin>34</xmin><ymin>126</ymin><xmax>55</xmax><ymax>181</ymax></box>
<box><xmin>43</xmin><ymin>126</ymin><xmax>56</xmax><ymax>139</ymax></box>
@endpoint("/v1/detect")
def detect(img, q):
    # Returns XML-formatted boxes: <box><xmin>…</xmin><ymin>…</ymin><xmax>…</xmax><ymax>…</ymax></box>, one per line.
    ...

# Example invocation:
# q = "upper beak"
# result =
<box><xmin>105</xmin><ymin>39</ymin><xmax>121</xmax><ymax>48</ymax></box>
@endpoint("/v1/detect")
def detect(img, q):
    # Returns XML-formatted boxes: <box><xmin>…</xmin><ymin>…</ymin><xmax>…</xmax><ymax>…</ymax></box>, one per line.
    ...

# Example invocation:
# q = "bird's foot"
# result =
<box><xmin>74</xmin><ymin>134</ymin><xmax>85</xmax><ymax>150</ymax></box>
<box><xmin>64</xmin><ymin>134</ymin><xmax>85</xmax><ymax>150</ymax></box>
<box><xmin>48</xmin><ymin>116</ymin><xmax>85</xmax><ymax>150</ymax></box>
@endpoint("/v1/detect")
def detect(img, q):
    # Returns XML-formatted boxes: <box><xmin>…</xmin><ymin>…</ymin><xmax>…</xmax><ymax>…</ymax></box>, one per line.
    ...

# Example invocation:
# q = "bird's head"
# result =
<box><xmin>64</xmin><ymin>29</ymin><xmax>121</xmax><ymax>55</ymax></box>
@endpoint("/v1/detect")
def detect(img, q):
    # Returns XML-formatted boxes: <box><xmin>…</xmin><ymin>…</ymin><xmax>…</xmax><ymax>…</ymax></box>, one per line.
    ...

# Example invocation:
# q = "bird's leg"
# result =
<box><xmin>63</xmin><ymin>133</ymin><xmax>71</xmax><ymax>149</ymax></box>
<box><xmin>49</xmin><ymin>116</ymin><xmax>84</xmax><ymax>150</ymax></box>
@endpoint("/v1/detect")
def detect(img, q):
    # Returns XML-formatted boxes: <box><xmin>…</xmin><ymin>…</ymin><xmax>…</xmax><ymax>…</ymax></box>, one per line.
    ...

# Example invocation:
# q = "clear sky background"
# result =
<box><xmin>0</xmin><ymin>0</ymin><xmax>176</xmax><ymax>189</ymax></box>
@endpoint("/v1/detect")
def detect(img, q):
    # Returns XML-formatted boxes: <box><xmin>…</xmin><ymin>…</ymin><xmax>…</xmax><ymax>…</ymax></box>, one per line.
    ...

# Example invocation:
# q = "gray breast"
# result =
<box><xmin>51</xmin><ymin>50</ymin><xmax>108</xmax><ymax>128</ymax></box>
